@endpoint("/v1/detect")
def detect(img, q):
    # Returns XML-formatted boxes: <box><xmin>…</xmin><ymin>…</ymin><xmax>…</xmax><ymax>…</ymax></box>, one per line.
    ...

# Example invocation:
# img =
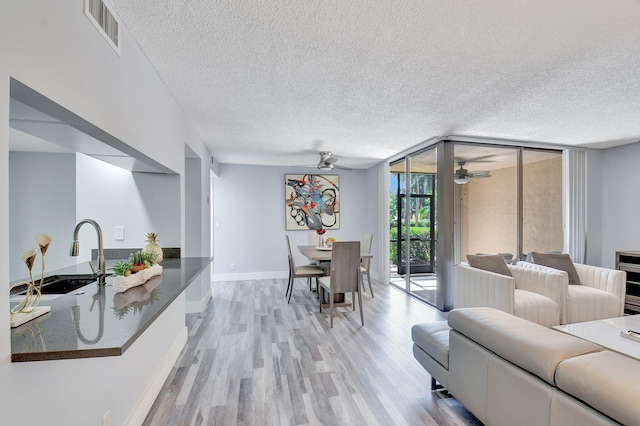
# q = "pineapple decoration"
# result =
<box><xmin>142</xmin><ymin>232</ymin><xmax>163</xmax><ymax>264</ymax></box>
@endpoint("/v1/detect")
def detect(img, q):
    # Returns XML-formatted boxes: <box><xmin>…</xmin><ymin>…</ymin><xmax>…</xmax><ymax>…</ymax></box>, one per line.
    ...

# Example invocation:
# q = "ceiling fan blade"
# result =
<box><xmin>325</xmin><ymin>156</ymin><xmax>338</xmax><ymax>165</ymax></box>
<box><xmin>455</xmin><ymin>154</ymin><xmax>496</xmax><ymax>164</ymax></box>
<box><xmin>469</xmin><ymin>171</ymin><xmax>491</xmax><ymax>178</ymax></box>
<box><xmin>333</xmin><ymin>164</ymin><xmax>352</xmax><ymax>171</ymax></box>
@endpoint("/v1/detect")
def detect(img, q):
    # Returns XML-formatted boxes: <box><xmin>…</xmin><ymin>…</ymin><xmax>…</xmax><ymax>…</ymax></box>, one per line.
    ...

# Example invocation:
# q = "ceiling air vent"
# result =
<box><xmin>84</xmin><ymin>0</ymin><xmax>121</xmax><ymax>55</ymax></box>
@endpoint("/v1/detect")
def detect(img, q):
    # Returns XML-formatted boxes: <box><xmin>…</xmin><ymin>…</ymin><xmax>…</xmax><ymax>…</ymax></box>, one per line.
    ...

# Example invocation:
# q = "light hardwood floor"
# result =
<box><xmin>143</xmin><ymin>278</ymin><xmax>481</xmax><ymax>425</ymax></box>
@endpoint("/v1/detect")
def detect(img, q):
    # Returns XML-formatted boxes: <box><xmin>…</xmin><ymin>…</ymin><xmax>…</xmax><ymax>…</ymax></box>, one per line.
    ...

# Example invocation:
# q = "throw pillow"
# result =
<box><xmin>530</xmin><ymin>252</ymin><xmax>581</xmax><ymax>285</ymax></box>
<box><xmin>466</xmin><ymin>253</ymin><xmax>512</xmax><ymax>277</ymax></box>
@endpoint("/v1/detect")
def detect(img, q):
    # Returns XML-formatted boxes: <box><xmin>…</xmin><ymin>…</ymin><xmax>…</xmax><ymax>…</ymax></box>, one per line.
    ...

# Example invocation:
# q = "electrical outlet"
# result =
<box><xmin>102</xmin><ymin>410</ymin><xmax>111</xmax><ymax>426</ymax></box>
<box><xmin>230</xmin><ymin>263</ymin><xmax>236</xmax><ymax>271</ymax></box>
<box><xmin>114</xmin><ymin>226</ymin><xmax>125</xmax><ymax>241</ymax></box>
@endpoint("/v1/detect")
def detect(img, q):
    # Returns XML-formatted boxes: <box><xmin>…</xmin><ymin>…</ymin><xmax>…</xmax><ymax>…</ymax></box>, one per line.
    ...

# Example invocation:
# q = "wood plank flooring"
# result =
<box><xmin>143</xmin><ymin>278</ymin><xmax>481</xmax><ymax>425</ymax></box>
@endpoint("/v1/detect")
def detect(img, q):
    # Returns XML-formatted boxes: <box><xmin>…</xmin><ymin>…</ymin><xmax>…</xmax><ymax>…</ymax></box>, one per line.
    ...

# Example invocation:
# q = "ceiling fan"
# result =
<box><xmin>317</xmin><ymin>151</ymin><xmax>351</xmax><ymax>170</ymax></box>
<box><xmin>454</xmin><ymin>161</ymin><xmax>491</xmax><ymax>185</ymax></box>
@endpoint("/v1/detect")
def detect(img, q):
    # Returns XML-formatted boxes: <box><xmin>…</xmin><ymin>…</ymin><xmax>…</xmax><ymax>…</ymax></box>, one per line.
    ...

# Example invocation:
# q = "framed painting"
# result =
<box><xmin>285</xmin><ymin>174</ymin><xmax>340</xmax><ymax>231</ymax></box>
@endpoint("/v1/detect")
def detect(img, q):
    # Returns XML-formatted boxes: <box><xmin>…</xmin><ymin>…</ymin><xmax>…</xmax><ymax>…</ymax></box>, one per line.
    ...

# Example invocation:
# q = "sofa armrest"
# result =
<box><xmin>574</xmin><ymin>263</ymin><xmax>626</xmax><ymax>315</ymax></box>
<box><xmin>454</xmin><ymin>264</ymin><xmax>515</xmax><ymax>314</ymax></box>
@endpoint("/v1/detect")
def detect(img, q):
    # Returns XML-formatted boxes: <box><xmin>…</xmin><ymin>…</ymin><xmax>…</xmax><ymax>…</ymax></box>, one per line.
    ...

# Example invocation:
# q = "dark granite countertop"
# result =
<box><xmin>10</xmin><ymin>257</ymin><xmax>212</xmax><ymax>362</ymax></box>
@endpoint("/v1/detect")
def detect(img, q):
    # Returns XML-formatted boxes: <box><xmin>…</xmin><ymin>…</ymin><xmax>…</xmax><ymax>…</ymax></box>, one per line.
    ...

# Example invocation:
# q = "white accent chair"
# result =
<box><xmin>517</xmin><ymin>261</ymin><xmax>626</xmax><ymax>324</ymax></box>
<box><xmin>454</xmin><ymin>263</ymin><xmax>565</xmax><ymax>327</ymax></box>
<box><xmin>359</xmin><ymin>234</ymin><xmax>374</xmax><ymax>297</ymax></box>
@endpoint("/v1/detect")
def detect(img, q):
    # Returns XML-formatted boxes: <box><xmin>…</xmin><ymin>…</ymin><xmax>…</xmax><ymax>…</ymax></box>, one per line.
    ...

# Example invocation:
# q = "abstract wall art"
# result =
<box><xmin>285</xmin><ymin>174</ymin><xmax>340</xmax><ymax>231</ymax></box>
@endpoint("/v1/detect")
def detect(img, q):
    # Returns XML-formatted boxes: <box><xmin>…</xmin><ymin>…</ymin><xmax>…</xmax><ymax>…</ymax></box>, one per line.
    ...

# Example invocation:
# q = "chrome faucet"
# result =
<box><xmin>70</xmin><ymin>219</ymin><xmax>106</xmax><ymax>284</ymax></box>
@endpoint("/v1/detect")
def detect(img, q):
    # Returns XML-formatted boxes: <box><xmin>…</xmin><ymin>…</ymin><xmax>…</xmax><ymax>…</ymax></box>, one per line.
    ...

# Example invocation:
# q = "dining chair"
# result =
<box><xmin>318</xmin><ymin>241</ymin><xmax>363</xmax><ymax>328</ymax></box>
<box><xmin>360</xmin><ymin>234</ymin><xmax>374</xmax><ymax>298</ymax></box>
<box><xmin>285</xmin><ymin>235</ymin><xmax>325</xmax><ymax>303</ymax></box>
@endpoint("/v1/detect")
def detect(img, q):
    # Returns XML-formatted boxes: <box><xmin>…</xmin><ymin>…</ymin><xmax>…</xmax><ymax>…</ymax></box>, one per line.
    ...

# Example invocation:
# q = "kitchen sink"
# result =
<box><xmin>10</xmin><ymin>274</ymin><xmax>98</xmax><ymax>296</ymax></box>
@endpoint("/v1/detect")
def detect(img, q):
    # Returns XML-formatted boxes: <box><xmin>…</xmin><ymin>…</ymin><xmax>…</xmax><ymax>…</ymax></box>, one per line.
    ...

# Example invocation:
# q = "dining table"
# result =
<box><xmin>297</xmin><ymin>244</ymin><xmax>373</xmax><ymax>305</ymax></box>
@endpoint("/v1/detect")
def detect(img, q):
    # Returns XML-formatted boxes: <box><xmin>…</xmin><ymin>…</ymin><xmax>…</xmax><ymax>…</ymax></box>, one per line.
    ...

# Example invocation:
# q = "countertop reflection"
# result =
<box><xmin>11</xmin><ymin>257</ymin><xmax>211</xmax><ymax>362</ymax></box>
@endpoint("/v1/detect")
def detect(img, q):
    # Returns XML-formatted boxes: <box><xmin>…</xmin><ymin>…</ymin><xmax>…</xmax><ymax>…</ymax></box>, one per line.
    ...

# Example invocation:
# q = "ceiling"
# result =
<box><xmin>102</xmin><ymin>1</ymin><xmax>640</xmax><ymax>169</ymax></box>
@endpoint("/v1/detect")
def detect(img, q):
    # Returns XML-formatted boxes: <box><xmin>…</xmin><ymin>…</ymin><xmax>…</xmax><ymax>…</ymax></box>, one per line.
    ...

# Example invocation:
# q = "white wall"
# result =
<box><xmin>0</xmin><ymin>0</ymin><xmax>210</xmax><ymax>423</ymax></box>
<box><xmin>364</xmin><ymin>163</ymin><xmax>385</xmax><ymax>283</ymax></box>
<box><xmin>184</xmin><ymin>136</ymin><xmax>214</xmax><ymax>313</ymax></box>
<box><xmin>9</xmin><ymin>152</ymin><xmax>76</xmax><ymax>281</ymax></box>
<box><xmin>8</xmin><ymin>152</ymin><xmax>183</xmax><ymax>281</ymax></box>
<box><xmin>185</xmin><ymin>156</ymin><xmax>203</xmax><ymax>257</ymax></box>
<box><xmin>1</xmin><ymin>2</ymin><xmax>186</xmax><ymax>173</ymax></box>
<box><xmin>599</xmin><ymin>142</ymin><xmax>640</xmax><ymax>268</ymax></box>
<box><xmin>212</xmin><ymin>165</ymin><xmax>373</xmax><ymax>281</ymax></box>
<box><xmin>75</xmin><ymin>153</ymin><xmax>181</xmax><ymax>262</ymax></box>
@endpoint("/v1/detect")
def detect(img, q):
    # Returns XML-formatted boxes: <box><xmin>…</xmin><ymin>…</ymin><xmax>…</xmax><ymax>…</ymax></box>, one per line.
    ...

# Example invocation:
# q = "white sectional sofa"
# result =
<box><xmin>413</xmin><ymin>307</ymin><xmax>640</xmax><ymax>426</ymax></box>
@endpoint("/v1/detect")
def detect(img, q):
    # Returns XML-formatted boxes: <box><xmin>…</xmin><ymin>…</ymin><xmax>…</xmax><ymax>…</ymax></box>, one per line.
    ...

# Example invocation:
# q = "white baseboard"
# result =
<box><xmin>212</xmin><ymin>270</ymin><xmax>288</xmax><ymax>282</ymax></box>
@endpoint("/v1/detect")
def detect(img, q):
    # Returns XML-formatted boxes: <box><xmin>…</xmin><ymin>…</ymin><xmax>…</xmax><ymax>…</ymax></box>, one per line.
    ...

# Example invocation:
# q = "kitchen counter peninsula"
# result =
<box><xmin>11</xmin><ymin>257</ymin><xmax>211</xmax><ymax>362</ymax></box>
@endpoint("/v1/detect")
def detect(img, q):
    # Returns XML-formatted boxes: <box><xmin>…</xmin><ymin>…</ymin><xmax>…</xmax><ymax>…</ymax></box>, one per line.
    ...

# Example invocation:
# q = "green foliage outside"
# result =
<box><xmin>389</xmin><ymin>172</ymin><xmax>436</xmax><ymax>269</ymax></box>
<box><xmin>390</xmin><ymin>225</ymin><xmax>432</xmax><ymax>266</ymax></box>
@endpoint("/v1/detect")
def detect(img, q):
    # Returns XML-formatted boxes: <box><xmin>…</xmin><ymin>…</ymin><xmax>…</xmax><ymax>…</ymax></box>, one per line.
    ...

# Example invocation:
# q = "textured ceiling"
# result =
<box><xmin>108</xmin><ymin>0</ymin><xmax>640</xmax><ymax>169</ymax></box>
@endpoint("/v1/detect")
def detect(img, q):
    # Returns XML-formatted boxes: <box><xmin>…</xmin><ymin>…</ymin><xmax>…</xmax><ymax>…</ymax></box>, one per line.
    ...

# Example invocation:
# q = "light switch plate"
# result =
<box><xmin>114</xmin><ymin>226</ymin><xmax>125</xmax><ymax>241</ymax></box>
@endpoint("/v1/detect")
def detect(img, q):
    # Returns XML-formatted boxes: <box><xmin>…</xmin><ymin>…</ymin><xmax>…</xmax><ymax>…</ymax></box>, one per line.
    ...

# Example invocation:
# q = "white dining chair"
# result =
<box><xmin>360</xmin><ymin>234</ymin><xmax>374</xmax><ymax>297</ymax></box>
<box><xmin>285</xmin><ymin>235</ymin><xmax>325</xmax><ymax>302</ymax></box>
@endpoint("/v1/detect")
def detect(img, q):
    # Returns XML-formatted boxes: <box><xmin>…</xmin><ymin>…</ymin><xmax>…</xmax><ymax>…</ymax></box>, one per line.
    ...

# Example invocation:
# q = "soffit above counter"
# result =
<box><xmin>9</xmin><ymin>78</ymin><xmax>176</xmax><ymax>174</ymax></box>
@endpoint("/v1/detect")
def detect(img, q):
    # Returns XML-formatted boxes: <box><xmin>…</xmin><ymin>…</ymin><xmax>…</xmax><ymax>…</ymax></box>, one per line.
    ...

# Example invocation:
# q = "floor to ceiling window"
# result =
<box><xmin>454</xmin><ymin>143</ymin><xmax>563</xmax><ymax>263</ymax></box>
<box><xmin>522</xmin><ymin>149</ymin><xmax>564</xmax><ymax>256</ymax></box>
<box><xmin>389</xmin><ymin>140</ymin><xmax>564</xmax><ymax>311</ymax></box>
<box><xmin>455</xmin><ymin>144</ymin><xmax>518</xmax><ymax>262</ymax></box>
<box><xmin>389</xmin><ymin>147</ymin><xmax>438</xmax><ymax>306</ymax></box>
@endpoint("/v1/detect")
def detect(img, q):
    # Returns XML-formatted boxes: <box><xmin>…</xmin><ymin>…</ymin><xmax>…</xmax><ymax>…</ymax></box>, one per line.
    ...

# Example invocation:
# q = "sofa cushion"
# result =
<box><xmin>448</xmin><ymin>307</ymin><xmax>603</xmax><ymax>385</ymax></box>
<box><xmin>555</xmin><ymin>350</ymin><xmax>640</xmax><ymax>426</ymax></box>
<box><xmin>411</xmin><ymin>321</ymin><xmax>451</xmax><ymax>369</ymax></box>
<box><xmin>531</xmin><ymin>252</ymin><xmax>580</xmax><ymax>285</ymax></box>
<box><xmin>513</xmin><ymin>289</ymin><xmax>559</xmax><ymax>327</ymax></box>
<box><xmin>566</xmin><ymin>285</ymin><xmax>623</xmax><ymax>324</ymax></box>
<box><xmin>467</xmin><ymin>253</ymin><xmax>512</xmax><ymax>277</ymax></box>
